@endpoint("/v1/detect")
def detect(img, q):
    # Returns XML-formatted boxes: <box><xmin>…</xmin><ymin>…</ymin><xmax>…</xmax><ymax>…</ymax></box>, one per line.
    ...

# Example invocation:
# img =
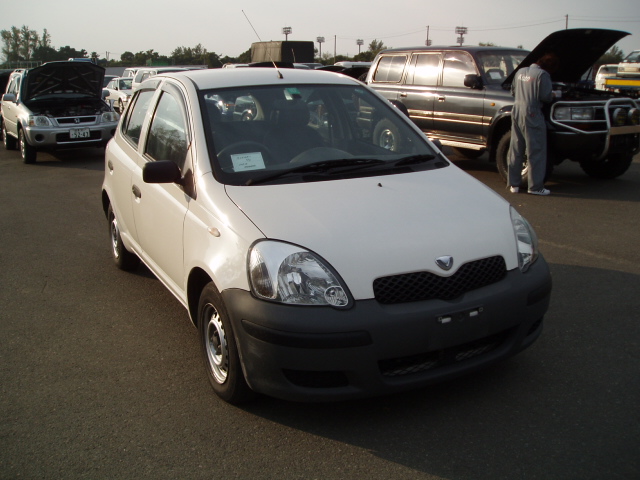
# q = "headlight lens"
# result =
<box><xmin>28</xmin><ymin>115</ymin><xmax>52</xmax><ymax>127</ymax></box>
<box><xmin>248</xmin><ymin>240</ymin><xmax>350</xmax><ymax>307</ymax></box>
<box><xmin>612</xmin><ymin>108</ymin><xmax>627</xmax><ymax>126</ymax></box>
<box><xmin>627</xmin><ymin>108</ymin><xmax>639</xmax><ymax>125</ymax></box>
<box><xmin>102</xmin><ymin>111</ymin><xmax>119</xmax><ymax>122</ymax></box>
<box><xmin>554</xmin><ymin>106</ymin><xmax>594</xmax><ymax>121</ymax></box>
<box><xmin>510</xmin><ymin>207</ymin><xmax>539</xmax><ymax>272</ymax></box>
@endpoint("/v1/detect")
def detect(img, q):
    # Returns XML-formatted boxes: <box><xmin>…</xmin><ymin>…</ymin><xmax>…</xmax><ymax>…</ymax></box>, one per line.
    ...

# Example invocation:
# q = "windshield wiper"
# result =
<box><xmin>392</xmin><ymin>154</ymin><xmax>437</xmax><ymax>166</ymax></box>
<box><xmin>245</xmin><ymin>158</ymin><xmax>385</xmax><ymax>185</ymax></box>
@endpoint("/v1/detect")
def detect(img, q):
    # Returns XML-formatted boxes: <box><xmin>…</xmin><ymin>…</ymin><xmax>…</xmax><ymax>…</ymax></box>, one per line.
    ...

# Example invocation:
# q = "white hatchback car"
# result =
<box><xmin>102</xmin><ymin>67</ymin><xmax>551</xmax><ymax>403</ymax></box>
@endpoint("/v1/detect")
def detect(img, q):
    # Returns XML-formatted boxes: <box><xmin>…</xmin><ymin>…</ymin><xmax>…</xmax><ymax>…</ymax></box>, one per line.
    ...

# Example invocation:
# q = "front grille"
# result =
<box><xmin>373</xmin><ymin>256</ymin><xmax>506</xmax><ymax>304</ymax></box>
<box><xmin>379</xmin><ymin>329</ymin><xmax>510</xmax><ymax>377</ymax></box>
<box><xmin>57</xmin><ymin>116</ymin><xmax>97</xmax><ymax>125</ymax></box>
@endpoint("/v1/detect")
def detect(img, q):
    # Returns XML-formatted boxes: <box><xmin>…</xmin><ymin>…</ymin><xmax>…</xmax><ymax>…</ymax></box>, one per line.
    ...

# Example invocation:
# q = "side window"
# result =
<box><xmin>145</xmin><ymin>90</ymin><xmax>189</xmax><ymax>169</ymax></box>
<box><xmin>408</xmin><ymin>53</ymin><xmax>441</xmax><ymax>86</ymax></box>
<box><xmin>372</xmin><ymin>55</ymin><xmax>408</xmax><ymax>83</ymax></box>
<box><xmin>122</xmin><ymin>90</ymin><xmax>155</xmax><ymax>147</ymax></box>
<box><xmin>441</xmin><ymin>51</ymin><xmax>477</xmax><ymax>87</ymax></box>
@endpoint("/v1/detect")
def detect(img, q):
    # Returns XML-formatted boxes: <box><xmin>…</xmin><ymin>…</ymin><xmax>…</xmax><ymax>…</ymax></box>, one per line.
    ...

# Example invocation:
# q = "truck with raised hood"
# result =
<box><xmin>366</xmin><ymin>29</ymin><xmax>640</xmax><ymax>182</ymax></box>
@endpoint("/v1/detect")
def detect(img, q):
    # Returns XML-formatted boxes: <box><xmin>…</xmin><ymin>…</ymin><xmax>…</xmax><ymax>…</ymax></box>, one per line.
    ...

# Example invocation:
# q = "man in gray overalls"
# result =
<box><xmin>508</xmin><ymin>53</ymin><xmax>559</xmax><ymax>195</ymax></box>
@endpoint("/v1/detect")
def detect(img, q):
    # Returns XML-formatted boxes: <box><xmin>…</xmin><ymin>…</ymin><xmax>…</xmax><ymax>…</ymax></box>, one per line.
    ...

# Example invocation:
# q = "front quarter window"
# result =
<box><xmin>122</xmin><ymin>90</ymin><xmax>155</xmax><ymax>147</ymax></box>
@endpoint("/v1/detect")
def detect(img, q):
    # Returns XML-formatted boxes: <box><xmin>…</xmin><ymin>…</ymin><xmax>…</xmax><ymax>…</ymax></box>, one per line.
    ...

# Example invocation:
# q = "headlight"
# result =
<box><xmin>28</xmin><ymin>115</ymin><xmax>52</xmax><ymax>127</ymax></box>
<box><xmin>627</xmin><ymin>108</ymin><xmax>639</xmax><ymax>125</ymax></box>
<box><xmin>248</xmin><ymin>240</ymin><xmax>350</xmax><ymax>307</ymax></box>
<box><xmin>554</xmin><ymin>106</ymin><xmax>594</xmax><ymax>121</ymax></box>
<box><xmin>101</xmin><ymin>111</ymin><xmax>119</xmax><ymax>122</ymax></box>
<box><xmin>510</xmin><ymin>207</ymin><xmax>539</xmax><ymax>272</ymax></box>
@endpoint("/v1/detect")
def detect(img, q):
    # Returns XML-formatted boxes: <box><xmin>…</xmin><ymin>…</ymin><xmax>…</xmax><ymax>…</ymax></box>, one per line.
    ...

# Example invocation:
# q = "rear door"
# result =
<box><xmin>432</xmin><ymin>51</ymin><xmax>486</xmax><ymax>145</ymax></box>
<box><xmin>399</xmin><ymin>52</ymin><xmax>441</xmax><ymax>132</ymax></box>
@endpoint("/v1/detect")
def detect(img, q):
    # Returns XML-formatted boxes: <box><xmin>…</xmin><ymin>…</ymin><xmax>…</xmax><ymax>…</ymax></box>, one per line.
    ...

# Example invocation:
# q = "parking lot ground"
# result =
<box><xmin>1</xmin><ymin>146</ymin><xmax>639</xmax><ymax>479</ymax></box>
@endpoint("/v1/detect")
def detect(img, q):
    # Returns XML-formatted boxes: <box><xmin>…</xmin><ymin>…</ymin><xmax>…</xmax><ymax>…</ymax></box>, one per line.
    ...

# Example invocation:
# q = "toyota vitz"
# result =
<box><xmin>101</xmin><ymin>67</ymin><xmax>551</xmax><ymax>403</ymax></box>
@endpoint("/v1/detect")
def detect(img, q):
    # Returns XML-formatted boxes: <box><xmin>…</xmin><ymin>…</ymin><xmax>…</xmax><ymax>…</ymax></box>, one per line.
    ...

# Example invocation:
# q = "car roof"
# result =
<box><xmin>150</xmin><ymin>67</ymin><xmax>361</xmax><ymax>91</ymax></box>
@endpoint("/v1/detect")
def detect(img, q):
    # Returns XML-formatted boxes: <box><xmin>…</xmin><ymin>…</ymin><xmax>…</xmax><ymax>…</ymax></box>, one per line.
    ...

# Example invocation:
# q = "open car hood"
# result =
<box><xmin>503</xmin><ymin>29</ymin><xmax>629</xmax><ymax>85</ymax></box>
<box><xmin>23</xmin><ymin>61</ymin><xmax>106</xmax><ymax>101</ymax></box>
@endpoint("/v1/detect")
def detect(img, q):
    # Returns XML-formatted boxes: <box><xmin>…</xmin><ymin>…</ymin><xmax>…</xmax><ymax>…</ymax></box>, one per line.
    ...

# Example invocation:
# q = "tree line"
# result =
<box><xmin>1</xmin><ymin>25</ymin><xmax>388</xmax><ymax>69</ymax></box>
<box><xmin>3</xmin><ymin>24</ymin><xmax>622</xmax><ymax>70</ymax></box>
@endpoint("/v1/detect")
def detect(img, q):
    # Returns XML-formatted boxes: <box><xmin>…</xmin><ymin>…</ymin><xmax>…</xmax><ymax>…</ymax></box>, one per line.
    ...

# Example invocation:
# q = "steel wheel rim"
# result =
<box><xmin>110</xmin><ymin>216</ymin><xmax>121</xmax><ymax>260</ymax></box>
<box><xmin>204</xmin><ymin>304</ymin><xmax>229</xmax><ymax>384</ymax></box>
<box><xmin>19</xmin><ymin>132</ymin><xmax>26</xmax><ymax>158</ymax></box>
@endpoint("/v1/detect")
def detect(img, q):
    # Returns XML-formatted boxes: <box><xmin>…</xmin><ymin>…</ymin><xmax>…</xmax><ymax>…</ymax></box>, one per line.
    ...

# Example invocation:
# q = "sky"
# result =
<box><xmin>2</xmin><ymin>0</ymin><xmax>640</xmax><ymax>61</ymax></box>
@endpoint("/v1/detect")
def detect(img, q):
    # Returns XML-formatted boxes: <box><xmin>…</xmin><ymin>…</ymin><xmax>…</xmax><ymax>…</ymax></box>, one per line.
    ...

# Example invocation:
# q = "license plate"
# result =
<box><xmin>70</xmin><ymin>128</ymin><xmax>90</xmax><ymax>139</ymax></box>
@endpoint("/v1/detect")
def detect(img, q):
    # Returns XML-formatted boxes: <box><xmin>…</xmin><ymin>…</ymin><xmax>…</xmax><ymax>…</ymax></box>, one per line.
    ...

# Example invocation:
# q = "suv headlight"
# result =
<box><xmin>510</xmin><ymin>207</ymin><xmax>539</xmax><ymax>272</ymax></box>
<box><xmin>248</xmin><ymin>240</ymin><xmax>350</xmax><ymax>308</ymax></box>
<box><xmin>102</xmin><ymin>111</ymin><xmax>120</xmax><ymax>122</ymax></box>
<box><xmin>554</xmin><ymin>106</ymin><xmax>594</xmax><ymax>121</ymax></box>
<box><xmin>28</xmin><ymin>115</ymin><xmax>52</xmax><ymax>127</ymax></box>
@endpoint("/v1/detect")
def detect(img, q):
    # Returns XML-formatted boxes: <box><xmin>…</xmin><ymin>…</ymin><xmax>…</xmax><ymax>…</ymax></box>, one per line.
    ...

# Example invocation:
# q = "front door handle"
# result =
<box><xmin>132</xmin><ymin>185</ymin><xmax>141</xmax><ymax>199</ymax></box>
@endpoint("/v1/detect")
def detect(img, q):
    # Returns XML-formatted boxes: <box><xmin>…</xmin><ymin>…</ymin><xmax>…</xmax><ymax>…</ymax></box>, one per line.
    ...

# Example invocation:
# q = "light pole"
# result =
<box><xmin>357</xmin><ymin>39</ymin><xmax>363</xmax><ymax>55</ymax></box>
<box><xmin>317</xmin><ymin>36</ymin><xmax>325</xmax><ymax>61</ymax></box>
<box><xmin>282</xmin><ymin>27</ymin><xmax>292</xmax><ymax>41</ymax></box>
<box><xmin>455</xmin><ymin>26</ymin><xmax>467</xmax><ymax>46</ymax></box>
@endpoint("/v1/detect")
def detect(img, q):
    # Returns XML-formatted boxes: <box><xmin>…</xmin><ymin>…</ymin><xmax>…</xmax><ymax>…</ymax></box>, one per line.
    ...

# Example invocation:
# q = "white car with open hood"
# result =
<box><xmin>101</xmin><ymin>67</ymin><xmax>552</xmax><ymax>403</ymax></box>
<box><xmin>1</xmin><ymin>61</ymin><xmax>119</xmax><ymax>163</ymax></box>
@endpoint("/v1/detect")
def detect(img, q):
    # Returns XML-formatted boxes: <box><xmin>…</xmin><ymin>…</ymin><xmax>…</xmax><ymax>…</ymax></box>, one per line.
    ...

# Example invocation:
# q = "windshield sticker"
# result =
<box><xmin>231</xmin><ymin>152</ymin><xmax>266</xmax><ymax>171</ymax></box>
<box><xmin>488</xmin><ymin>71</ymin><xmax>503</xmax><ymax>80</ymax></box>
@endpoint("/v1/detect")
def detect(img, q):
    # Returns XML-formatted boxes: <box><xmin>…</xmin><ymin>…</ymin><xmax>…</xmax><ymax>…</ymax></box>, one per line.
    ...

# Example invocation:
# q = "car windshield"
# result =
<box><xmin>118</xmin><ymin>78</ymin><xmax>133</xmax><ymax>89</ymax></box>
<box><xmin>622</xmin><ymin>51</ymin><xmax>640</xmax><ymax>63</ymax></box>
<box><xmin>476</xmin><ymin>51</ymin><xmax>528</xmax><ymax>85</ymax></box>
<box><xmin>201</xmin><ymin>83</ymin><xmax>445</xmax><ymax>186</ymax></box>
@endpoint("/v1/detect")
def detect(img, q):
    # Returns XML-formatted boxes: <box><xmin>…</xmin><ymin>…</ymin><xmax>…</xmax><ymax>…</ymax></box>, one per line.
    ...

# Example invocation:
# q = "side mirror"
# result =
<box><xmin>143</xmin><ymin>160</ymin><xmax>182</xmax><ymax>184</ymax></box>
<box><xmin>102</xmin><ymin>88</ymin><xmax>110</xmax><ymax>99</ymax></box>
<box><xmin>389</xmin><ymin>100</ymin><xmax>410</xmax><ymax>118</ymax></box>
<box><xmin>464</xmin><ymin>74</ymin><xmax>483</xmax><ymax>89</ymax></box>
<box><xmin>2</xmin><ymin>93</ymin><xmax>16</xmax><ymax>103</ymax></box>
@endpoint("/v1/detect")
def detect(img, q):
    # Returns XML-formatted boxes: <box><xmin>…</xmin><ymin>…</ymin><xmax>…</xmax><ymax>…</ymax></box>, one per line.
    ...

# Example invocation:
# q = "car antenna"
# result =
<box><xmin>242</xmin><ymin>10</ymin><xmax>283</xmax><ymax>79</ymax></box>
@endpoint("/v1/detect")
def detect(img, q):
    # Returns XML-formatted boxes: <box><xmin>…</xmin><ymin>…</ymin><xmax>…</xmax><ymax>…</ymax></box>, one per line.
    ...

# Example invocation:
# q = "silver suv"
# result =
<box><xmin>1</xmin><ymin>61</ymin><xmax>119</xmax><ymax>163</ymax></box>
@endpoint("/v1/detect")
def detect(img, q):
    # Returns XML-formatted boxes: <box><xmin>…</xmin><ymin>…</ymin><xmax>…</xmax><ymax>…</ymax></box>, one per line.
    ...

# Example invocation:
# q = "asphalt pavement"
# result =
<box><xmin>1</xmin><ymin>145</ymin><xmax>638</xmax><ymax>479</ymax></box>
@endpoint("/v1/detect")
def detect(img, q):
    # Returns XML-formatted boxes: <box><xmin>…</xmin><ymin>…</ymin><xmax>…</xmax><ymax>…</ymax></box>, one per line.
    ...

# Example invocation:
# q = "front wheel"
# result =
<box><xmin>107</xmin><ymin>204</ymin><xmax>140</xmax><ymax>271</ymax></box>
<box><xmin>19</xmin><ymin>129</ymin><xmax>36</xmax><ymax>163</ymax></box>
<box><xmin>198</xmin><ymin>283</ymin><xmax>253</xmax><ymax>404</ymax></box>
<box><xmin>579</xmin><ymin>153</ymin><xmax>633</xmax><ymax>179</ymax></box>
<box><xmin>495</xmin><ymin>130</ymin><xmax>553</xmax><ymax>187</ymax></box>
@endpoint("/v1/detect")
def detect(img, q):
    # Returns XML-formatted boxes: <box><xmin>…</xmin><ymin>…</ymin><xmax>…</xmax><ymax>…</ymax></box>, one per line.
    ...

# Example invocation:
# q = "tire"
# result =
<box><xmin>2</xmin><ymin>121</ymin><xmax>17</xmax><ymax>150</ymax></box>
<box><xmin>118</xmin><ymin>99</ymin><xmax>124</xmax><ymax>113</ymax></box>
<box><xmin>495</xmin><ymin>130</ymin><xmax>553</xmax><ymax>186</ymax></box>
<box><xmin>373</xmin><ymin>119</ymin><xmax>403</xmax><ymax>152</ymax></box>
<box><xmin>107</xmin><ymin>204</ymin><xmax>140</xmax><ymax>271</ymax></box>
<box><xmin>579</xmin><ymin>153</ymin><xmax>633</xmax><ymax>179</ymax></box>
<box><xmin>19</xmin><ymin>129</ymin><xmax>36</xmax><ymax>164</ymax></box>
<box><xmin>452</xmin><ymin>147</ymin><xmax>485</xmax><ymax>159</ymax></box>
<box><xmin>198</xmin><ymin>283</ymin><xmax>253</xmax><ymax>404</ymax></box>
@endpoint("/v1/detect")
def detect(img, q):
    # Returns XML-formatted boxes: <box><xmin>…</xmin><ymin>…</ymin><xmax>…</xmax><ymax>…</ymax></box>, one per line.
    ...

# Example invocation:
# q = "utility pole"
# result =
<box><xmin>565</xmin><ymin>14</ymin><xmax>569</xmax><ymax>29</ymax></box>
<box><xmin>425</xmin><ymin>26</ymin><xmax>431</xmax><ymax>46</ymax></box>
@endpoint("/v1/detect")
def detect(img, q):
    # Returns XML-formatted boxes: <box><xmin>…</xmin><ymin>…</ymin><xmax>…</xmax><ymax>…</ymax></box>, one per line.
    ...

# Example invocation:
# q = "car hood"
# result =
<box><xmin>23</xmin><ymin>61</ymin><xmax>106</xmax><ymax>101</ymax></box>
<box><xmin>503</xmin><ymin>28</ymin><xmax>629</xmax><ymax>85</ymax></box>
<box><xmin>225</xmin><ymin>169</ymin><xmax>519</xmax><ymax>300</ymax></box>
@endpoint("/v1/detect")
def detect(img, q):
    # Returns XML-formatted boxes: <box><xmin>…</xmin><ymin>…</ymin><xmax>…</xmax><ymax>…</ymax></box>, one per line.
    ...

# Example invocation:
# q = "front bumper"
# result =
<box><xmin>22</xmin><ymin>123</ymin><xmax>118</xmax><ymax>149</ymax></box>
<box><xmin>222</xmin><ymin>255</ymin><xmax>552</xmax><ymax>402</ymax></box>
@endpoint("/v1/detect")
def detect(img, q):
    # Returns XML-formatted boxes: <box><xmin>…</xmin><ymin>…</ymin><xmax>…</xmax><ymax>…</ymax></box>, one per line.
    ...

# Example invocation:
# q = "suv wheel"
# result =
<box><xmin>373</xmin><ymin>119</ymin><xmax>403</xmax><ymax>152</ymax></box>
<box><xmin>579</xmin><ymin>153</ymin><xmax>633</xmax><ymax>179</ymax></box>
<box><xmin>2</xmin><ymin>121</ymin><xmax>17</xmax><ymax>150</ymax></box>
<box><xmin>19</xmin><ymin>129</ymin><xmax>36</xmax><ymax>163</ymax></box>
<box><xmin>495</xmin><ymin>130</ymin><xmax>553</xmax><ymax>186</ymax></box>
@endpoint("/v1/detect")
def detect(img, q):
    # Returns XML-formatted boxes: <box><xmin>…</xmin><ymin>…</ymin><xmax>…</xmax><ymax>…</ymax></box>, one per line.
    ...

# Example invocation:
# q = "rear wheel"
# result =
<box><xmin>2</xmin><ymin>121</ymin><xmax>17</xmax><ymax>150</ymax></box>
<box><xmin>198</xmin><ymin>283</ymin><xmax>253</xmax><ymax>404</ymax></box>
<box><xmin>107</xmin><ymin>204</ymin><xmax>140</xmax><ymax>271</ymax></box>
<box><xmin>19</xmin><ymin>129</ymin><xmax>36</xmax><ymax>163</ymax></box>
<box><xmin>579</xmin><ymin>153</ymin><xmax>633</xmax><ymax>179</ymax></box>
<box><xmin>373</xmin><ymin>119</ymin><xmax>403</xmax><ymax>152</ymax></box>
